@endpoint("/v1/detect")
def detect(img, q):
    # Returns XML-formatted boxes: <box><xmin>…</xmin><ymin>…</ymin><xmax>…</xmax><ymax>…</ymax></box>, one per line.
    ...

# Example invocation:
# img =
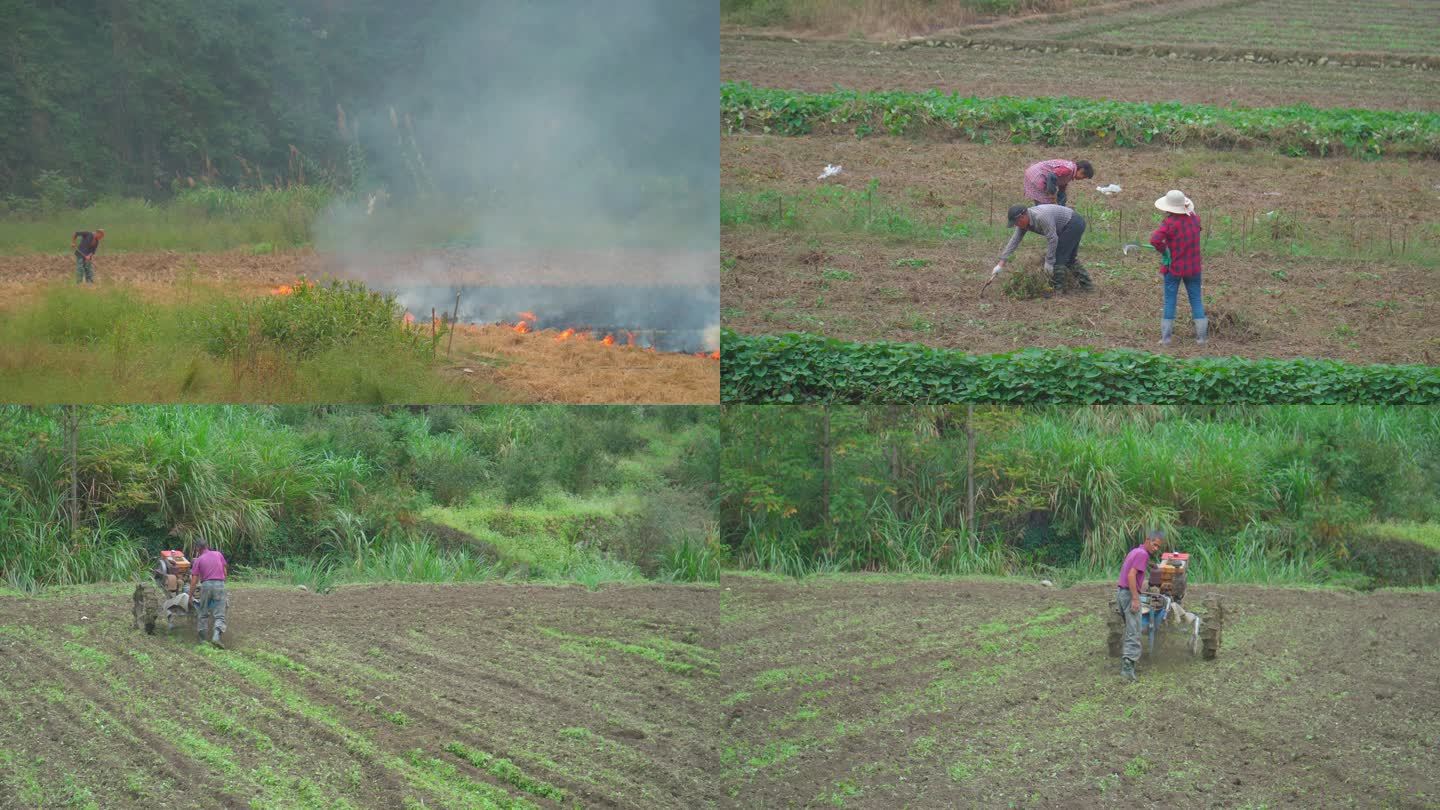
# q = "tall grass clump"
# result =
<box><xmin>279</xmin><ymin>556</ymin><xmax>341</xmax><ymax>594</ymax></box>
<box><xmin>658</xmin><ymin>528</ymin><xmax>725</xmax><ymax>583</ymax></box>
<box><xmin>347</xmin><ymin>540</ymin><xmax>499</xmax><ymax>584</ymax></box>
<box><xmin>0</xmin><ymin>283</ymin><xmax>468</xmax><ymax>403</ymax></box>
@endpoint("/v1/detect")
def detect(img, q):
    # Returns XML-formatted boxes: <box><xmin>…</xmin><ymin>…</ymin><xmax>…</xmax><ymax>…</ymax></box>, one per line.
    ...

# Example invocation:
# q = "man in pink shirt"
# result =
<box><xmin>187</xmin><ymin>541</ymin><xmax>229</xmax><ymax>648</ymax></box>
<box><xmin>1115</xmin><ymin>530</ymin><xmax>1163</xmax><ymax>682</ymax></box>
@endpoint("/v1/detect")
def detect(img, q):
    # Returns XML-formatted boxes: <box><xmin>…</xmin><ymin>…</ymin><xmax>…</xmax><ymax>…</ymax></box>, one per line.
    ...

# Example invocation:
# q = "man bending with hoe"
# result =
<box><xmin>187</xmin><ymin>540</ymin><xmax>228</xmax><ymax>648</ymax></box>
<box><xmin>991</xmin><ymin>203</ymin><xmax>1092</xmax><ymax>291</ymax></box>
<box><xmin>70</xmin><ymin>228</ymin><xmax>104</xmax><ymax>284</ymax></box>
<box><xmin>1116</xmin><ymin>530</ymin><xmax>1163</xmax><ymax>683</ymax></box>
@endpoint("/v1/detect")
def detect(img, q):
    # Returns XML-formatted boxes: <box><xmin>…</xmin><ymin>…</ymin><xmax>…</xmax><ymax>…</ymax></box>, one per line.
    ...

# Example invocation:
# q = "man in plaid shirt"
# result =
<box><xmin>992</xmin><ymin>203</ymin><xmax>1091</xmax><ymax>291</ymax></box>
<box><xmin>1150</xmin><ymin>189</ymin><xmax>1206</xmax><ymax>345</ymax></box>
<box><xmin>1023</xmin><ymin>158</ymin><xmax>1093</xmax><ymax>206</ymax></box>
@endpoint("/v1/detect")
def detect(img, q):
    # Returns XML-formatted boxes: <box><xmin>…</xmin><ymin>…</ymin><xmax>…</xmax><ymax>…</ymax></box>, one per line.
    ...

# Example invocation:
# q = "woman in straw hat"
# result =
<box><xmin>1150</xmin><ymin>190</ymin><xmax>1206</xmax><ymax>346</ymax></box>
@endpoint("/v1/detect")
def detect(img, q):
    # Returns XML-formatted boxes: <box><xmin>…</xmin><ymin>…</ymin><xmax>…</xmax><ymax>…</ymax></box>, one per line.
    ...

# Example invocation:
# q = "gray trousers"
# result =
<box><xmin>75</xmin><ymin>254</ymin><xmax>94</xmax><ymax>283</ymax></box>
<box><xmin>1115</xmin><ymin>588</ymin><xmax>1141</xmax><ymax>662</ymax></box>
<box><xmin>1054</xmin><ymin>214</ymin><xmax>1086</xmax><ymax>268</ymax></box>
<box><xmin>197</xmin><ymin>581</ymin><xmax>227</xmax><ymax>635</ymax></box>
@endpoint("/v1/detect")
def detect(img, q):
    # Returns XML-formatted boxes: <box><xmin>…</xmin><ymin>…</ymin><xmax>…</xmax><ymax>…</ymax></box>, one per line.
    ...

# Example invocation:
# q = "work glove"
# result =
<box><xmin>991</xmin><ymin>264</ymin><xmax>1003</xmax><ymax>277</ymax></box>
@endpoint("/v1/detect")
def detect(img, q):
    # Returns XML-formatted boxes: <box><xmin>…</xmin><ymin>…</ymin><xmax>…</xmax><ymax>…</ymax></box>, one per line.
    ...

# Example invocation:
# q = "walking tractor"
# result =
<box><xmin>1107</xmin><ymin>552</ymin><xmax>1226</xmax><ymax>660</ymax></box>
<box><xmin>131</xmin><ymin>549</ymin><xmax>197</xmax><ymax>635</ymax></box>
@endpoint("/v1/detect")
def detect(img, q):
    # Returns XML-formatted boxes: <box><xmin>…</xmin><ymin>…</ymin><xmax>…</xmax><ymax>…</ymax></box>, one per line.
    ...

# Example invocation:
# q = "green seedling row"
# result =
<box><xmin>721</xmin><ymin>330</ymin><xmax>1440</xmax><ymax>404</ymax></box>
<box><xmin>721</xmin><ymin>82</ymin><xmax>1440</xmax><ymax>158</ymax></box>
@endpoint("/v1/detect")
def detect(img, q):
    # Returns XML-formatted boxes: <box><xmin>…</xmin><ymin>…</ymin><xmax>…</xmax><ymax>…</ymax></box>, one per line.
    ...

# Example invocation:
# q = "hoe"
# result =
<box><xmin>1106</xmin><ymin>552</ymin><xmax>1225</xmax><ymax>660</ymax></box>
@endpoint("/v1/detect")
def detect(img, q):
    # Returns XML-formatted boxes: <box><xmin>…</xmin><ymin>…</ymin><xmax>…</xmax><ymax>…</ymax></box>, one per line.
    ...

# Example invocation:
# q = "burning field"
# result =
<box><xmin>719</xmin><ymin>574</ymin><xmax>1440</xmax><ymax>808</ymax></box>
<box><xmin>0</xmin><ymin>581</ymin><xmax>720</xmax><ymax>809</ymax></box>
<box><xmin>0</xmin><ymin>249</ymin><xmax>719</xmax><ymax>403</ymax></box>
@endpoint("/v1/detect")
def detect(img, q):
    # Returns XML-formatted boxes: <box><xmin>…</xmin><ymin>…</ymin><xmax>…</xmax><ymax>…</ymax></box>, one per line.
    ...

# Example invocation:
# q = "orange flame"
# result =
<box><xmin>517</xmin><ymin>311</ymin><xmax>537</xmax><ymax>322</ymax></box>
<box><xmin>402</xmin><ymin>312</ymin><xmax>415</xmax><ymax>324</ymax></box>
<box><xmin>513</xmin><ymin>320</ymin><xmax>531</xmax><ymax>334</ymax></box>
<box><xmin>269</xmin><ymin>279</ymin><xmax>312</xmax><ymax>296</ymax></box>
<box><xmin>710</xmin><ymin>351</ymin><xmax>721</xmax><ymax>360</ymax></box>
<box><xmin>555</xmin><ymin>328</ymin><xmax>576</xmax><ymax>342</ymax></box>
<box><xmin>601</xmin><ymin>334</ymin><xmax>615</xmax><ymax>346</ymax></box>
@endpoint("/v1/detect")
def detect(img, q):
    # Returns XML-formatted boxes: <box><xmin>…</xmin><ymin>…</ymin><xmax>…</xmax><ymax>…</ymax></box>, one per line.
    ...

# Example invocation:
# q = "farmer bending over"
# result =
<box><xmin>991</xmin><ymin>204</ymin><xmax>1091</xmax><ymax>291</ymax></box>
<box><xmin>1116</xmin><ymin>531</ymin><xmax>1163</xmax><ymax>683</ymax></box>
<box><xmin>1023</xmin><ymin>159</ymin><xmax>1093</xmax><ymax>207</ymax></box>
<box><xmin>70</xmin><ymin>228</ymin><xmax>104</xmax><ymax>284</ymax></box>
<box><xmin>1150</xmin><ymin>189</ymin><xmax>1207</xmax><ymax>346</ymax></box>
<box><xmin>188</xmin><ymin>541</ymin><xmax>228</xmax><ymax>648</ymax></box>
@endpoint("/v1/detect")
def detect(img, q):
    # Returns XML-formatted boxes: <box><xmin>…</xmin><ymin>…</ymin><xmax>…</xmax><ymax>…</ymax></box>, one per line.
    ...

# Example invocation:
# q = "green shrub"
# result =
<box><xmin>191</xmin><ymin>279</ymin><xmax>415</xmax><ymax>362</ymax></box>
<box><xmin>612</xmin><ymin>488</ymin><xmax>716</xmax><ymax>576</ymax></box>
<box><xmin>410</xmin><ymin>433</ymin><xmax>490</xmax><ymax>506</ymax></box>
<box><xmin>1344</xmin><ymin>523</ymin><xmax>1440</xmax><ymax>587</ymax></box>
<box><xmin>498</xmin><ymin>450</ymin><xmax>548</xmax><ymax>504</ymax></box>
<box><xmin>721</xmin><ymin>83</ymin><xmax>1440</xmax><ymax>158</ymax></box>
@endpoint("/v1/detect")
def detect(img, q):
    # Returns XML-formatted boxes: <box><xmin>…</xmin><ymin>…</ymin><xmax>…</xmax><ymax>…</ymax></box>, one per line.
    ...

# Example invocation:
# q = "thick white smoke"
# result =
<box><xmin>312</xmin><ymin>0</ymin><xmax>718</xmax><ymax>351</ymax></box>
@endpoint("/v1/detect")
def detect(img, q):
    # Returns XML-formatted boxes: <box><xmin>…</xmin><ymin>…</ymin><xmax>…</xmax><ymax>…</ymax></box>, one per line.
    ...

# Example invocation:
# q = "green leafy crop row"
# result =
<box><xmin>721</xmin><ymin>82</ymin><xmax>1440</xmax><ymax>158</ymax></box>
<box><xmin>721</xmin><ymin>330</ymin><xmax>1440</xmax><ymax>404</ymax></box>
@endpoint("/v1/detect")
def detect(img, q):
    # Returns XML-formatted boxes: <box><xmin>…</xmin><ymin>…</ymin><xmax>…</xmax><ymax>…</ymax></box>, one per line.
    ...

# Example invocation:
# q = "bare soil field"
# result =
<box><xmin>0</xmin><ymin>582</ymin><xmax>719</xmax><ymax>809</ymax></box>
<box><xmin>722</xmin><ymin>229</ymin><xmax>1439</xmax><ymax>362</ymax></box>
<box><xmin>722</xmin><ymin>135</ymin><xmax>1440</xmax><ymax>224</ymax></box>
<box><xmin>972</xmin><ymin>0</ymin><xmax>1440</xmax><ymax>56</ymax></box>
<box><xmin>720</xmin><ymin>36</ymin><xmax>1440</xmax><ymax>111</ymax></box>
<box><xmin>0</xmin><ymin>250</ymin><xmax>720</xmax><ymax>404</ymax></box>
<box><xmin>721</xmin><ymin>136</ymin><xmax>1440</xmax><ymax>363</ymax></box>
<box><xmin>719</xmin><ymin>574</ymin><xmax>1440</xmax><ymax>809</ymax></box>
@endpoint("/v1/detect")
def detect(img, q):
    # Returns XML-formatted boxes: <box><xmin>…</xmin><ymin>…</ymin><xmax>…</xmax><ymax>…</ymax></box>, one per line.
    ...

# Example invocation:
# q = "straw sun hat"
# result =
<box><xmin>1155</xmin><ymin>189</ymin><xmax>1195</xmax><ymax>215</ymax></box>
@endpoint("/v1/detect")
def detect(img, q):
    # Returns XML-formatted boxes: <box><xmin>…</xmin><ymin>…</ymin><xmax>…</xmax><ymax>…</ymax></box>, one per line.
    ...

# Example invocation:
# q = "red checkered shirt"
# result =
<box><xmin>1022</xmin><ymin>159</ymin><xmax>1077</xmax><ymax>204</ymax></box>
<box><xmin>1150</xmin><ymin>212</ymin><xmax>1203</xmax><ymax>278</ymax></box>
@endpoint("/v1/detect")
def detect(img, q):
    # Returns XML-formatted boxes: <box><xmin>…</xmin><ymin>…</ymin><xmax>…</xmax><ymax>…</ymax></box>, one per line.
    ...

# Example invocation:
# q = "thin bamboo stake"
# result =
<box><xmin>447</xmin><ymin>291</ymin><xmax>461</xmax><ymax>357</ymax></box>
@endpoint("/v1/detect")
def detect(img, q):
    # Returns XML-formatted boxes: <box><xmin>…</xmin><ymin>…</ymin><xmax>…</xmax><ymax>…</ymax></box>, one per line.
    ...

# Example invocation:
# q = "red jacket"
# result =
<box><xmin>1150</xmin><ymin>213</ymin><xmax>1202</xmax><ymax>277</ymax></box>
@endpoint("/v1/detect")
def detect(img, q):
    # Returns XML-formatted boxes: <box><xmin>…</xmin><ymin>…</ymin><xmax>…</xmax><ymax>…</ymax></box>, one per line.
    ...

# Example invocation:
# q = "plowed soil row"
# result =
<box><xmin>722</xmin><ymin>134</ymin><xmax>1440</xmax><ymax>223</ymax></box>
<box><xmin>967</xmin><ymin>0</ymin><xmax>1440</xmax><ymax>56</ymax></box>
<box><xmin>0</xmin><ymin>582</ymin><xmax>719</xmax><ymax>809</ymax></box>
<box><xmin>720</xmin><ymin>36</ymin><xmax>1440</xmax><ymax>111</ymax></box>
<box><xmin>718</xmin><ymin>575</ymin><xmax>1440</xmax><ymax>809</ymax></box>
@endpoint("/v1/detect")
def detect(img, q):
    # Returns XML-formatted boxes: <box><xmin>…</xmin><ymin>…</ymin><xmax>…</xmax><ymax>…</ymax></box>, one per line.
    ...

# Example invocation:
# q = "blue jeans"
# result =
<box><xmin>1163</xmin><ymin>273</ymin><xmax>1204</xmax><ymax>319</ymax></box>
